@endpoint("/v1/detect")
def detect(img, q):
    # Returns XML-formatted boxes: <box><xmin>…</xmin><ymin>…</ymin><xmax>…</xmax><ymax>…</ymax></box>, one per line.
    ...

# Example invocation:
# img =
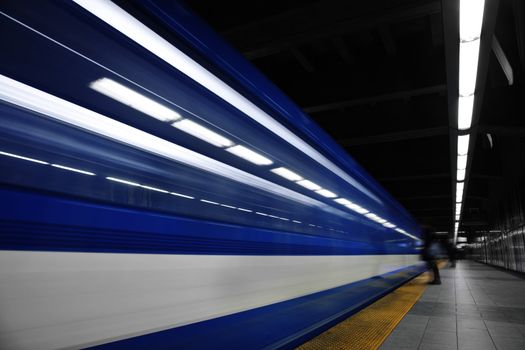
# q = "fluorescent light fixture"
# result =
<box><xmin>200</xmin><ymin>199</ymin><xmax>219</xmax><ymax>205</ymax></box>
<box><xmin>51</xmin><ymin>163</ymin><xmax>95</xmax><ymax>175</ymax></box>
<box><xmin>292</xmin><ymin>220</ymin><xmax>301</xmax><ymax>224</ymax></box>
<box><xmin>456</xmin><ymin>182</ymin><xmax>465</xmax><ymax>195</ymax></box>
<box><xmin>460</xmin><ymin>0</ymin><xmax>485</xmax><ymax>41</ymax></box>
<box><xmin>315</xmin><ymin>189</ymin><xmax>337</xmax><ymax>198</ymax></box>
<box><xmin>170</xmin><ymin>192</ymin><xmax>194</xmax><ymax>199</ymax></box>
<box><xmin>376</xmin><ymin>218</ymin><xmax>387</xmax><ymax>224</ymax></box>
<box><xmin>346</xmin><ymin>203</ymin><xmax>369</xmax><ymax>214</ymax></box>
<box><xmin>106</xmin><ymin>177</ymin><xmax>140</xmax><ymax>186</ymax></box>
<box><xmin>255</xmin><ymin>212</ymin><xmax>268</xmax><ymax>216</ymax></box>
<box><xmin>456</xmin><ymin>203</ymin><xmax>462</xmax><ymax>212</ymax></box>
<box><xmin>456</xmin><ymin>192</ymin><xmax>463</xmax><ymax>203</ymax></box>
<box><xmin>383</xmin><ymin>223</ymin><xmax>396</xmax><ymax>228</ymax></box>
<box><xmin>270</xmin><ymin>167</ymin><xmax>303</xmax><ymax>181</ymax></box>
<box><xmin>457</xmin><ymin>168</ymin><xmax>466</xmax><ymax>181</ymax></box>
<box><xmin>279</xmin><ymin>217</ymin><xmax>290</xmax><ymax>221</ymax></box>
<box><xmin>334</xmin><ymin>198</ymin><xmax>353</xmax><ymax>205</ymax></box>
<box><xmin>458</xmin><ymin>154</ymin><xmax>468</xmax><ymax>170</ymax></box>
<box><xmin>455</xmin><ymin>214</ymin><xmax>460</xmax><ymax>220</ymax></box>
<box><xmin>220</xmin><ymin>204</ymin><xmax>237</xmax><ymax>209</ymax></box>
<box><xmin>237</xmin><ymin>207</ymin><xmax>252</xmax><ymax>213</ymax></box>
<box><xmin>458</xmin><ymin>95</ymin><xmax>474</xmax><ymax>130</ymax></box>
<box><xmin>141</xmin><ymin>185</ymin><xmax>169</xmax><ymax>193</ymax></box>
<box><xmin>73</xmin><ymin>0</ymin><xmax>382</xmax><ymax>205</ymax></box>
<box><xmin>457</xmin><ymin>134</ymin><xmax>470</xmax><ymax>155</ymax></box>
<box><xmin>0</xmin><ymin>150</ymin><xmax>48</xmax><ymax>165</ymax></box>
<box><xmin>268</xmin><ymin>214</ymin><xmax>280</xmax><ymax>219</ymax></box>
<box><xmin>459</xmin><ymin>40</ymin><xmax>481</xmax><ymax>96</ymax></box>
<box><xmin>225</xmin><ymin>145</ymin><xmax>273</xmax><ymax>166</ymax></box>
<box><xmin>308</xmin><ymin>224</ymin><xmax>316</xmax><ymax>227</ymax></box>
<box><xmin>365</xmin><ymin>213</ymin><xmax>378</xmax><ymax>219</ymax></box>
<box><xmin>296</xmin><ymin>179</ymin><xmax>321</xmax><ymax>191</ymax></box>
<box><xmin>90</xmin><ymin>78</ymin><xmax>181</xmax><ymax>122</ymax></box>
<box><xmin>172</xmin><ymin>119</ymin><xmax>233</xmax><ymax>148</ymax></box>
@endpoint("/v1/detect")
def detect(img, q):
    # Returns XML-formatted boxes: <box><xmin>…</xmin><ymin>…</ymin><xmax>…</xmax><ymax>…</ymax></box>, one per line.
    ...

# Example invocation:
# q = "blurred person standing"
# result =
<box><xmin>422</xmin><ymin>228</ymin><xmax>441</xmax><ymax>284</ymax></box>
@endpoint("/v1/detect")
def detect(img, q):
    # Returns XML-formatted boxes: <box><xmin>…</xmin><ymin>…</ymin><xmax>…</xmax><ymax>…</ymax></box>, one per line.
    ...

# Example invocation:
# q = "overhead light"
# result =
<box><xmin>172</xmin><ymin>119</ymin><xmax>233</xmax><ymax>148</ymax></box>
<box><xmin>458</xmin><ymin>95</ymin><xmax>474</xmax><ymax>130</ymax></box>
<box><xmin>459</xmin><ymin>40</ymin><xmax>481</xmax><ymax>97</ymax></box>
<box><xmin>141</xmin><ymin>185</ymin><xmax>169</xmax><ymax>193</ymax></box>
<box><xmin>170</xmin><ymin>192</ymin><xmax>194</xmax><ymax>199</ymax></box>
<box><xmin>296</xmin><ymin>179</ymin><xmax>321</xmax><ymax>191</ymax></box>
<box><xmin>220</xmin><ymin>204</ymin><xmax>237</xmax><ymax>209</ymax></box>
<box><xmin>376</xmin><ymin>218</ymin><xmax>387</xmax><ymax>224</ymax></box>
<box><xmin>346</xmin><ymin>203</ymin><xmax>369</xmax><ymax>214</ymax></box>
<box><xmin>460</xmin><ymin>0</ymin><xmax>485</xmax><ymax>41</ymax></box>
<box><xmin>255</xmin><ymin>212</ymin><xmax>269</xmax><ymax>216</ymax></box>
<box><xmin>200</xmin><ymin>199</ymin><xmax>219</xmax><ymax>205</ymax></box>
<box><xmin>315</xmin><ymin>189</ymin><xmax>337</xmax><ymax>198</ymax></box>
<box><xmin>455</xmin><ymin>214</ymin><xmax>460</xmax><ymax>220</ymax></box>
<box><xmin>51</xmin><ymin>163</ymin><xmax>95</xmax><ymax>176</ymax></box>
<box><xmin>334</xmin><ymin>198</ymin><xmax>353</xmax><ymax>206</ymax></box>
<box><xmin>106</xmin><ymin>177</ymin><xmax>140</xmax><ymax>186</ymax></box>
<box><xmin>383</xmin><ymin>223</ymin><xmax>396</xmax><ymax>228</ymax></box>
<box><xmin>292</xmin><ymin>220</ymin><xmax>301</xmax><ymax>224</ymax></box>
<box><xmin>457</xmin><ymin>154</ymin><xmax>468</xmax><ymax>170</ymax></box>
<box><xmin>457</xmin><ymin>168</ymin><xmax>466</xmax><ymax>181</ymax></box>
<box><xmin>73</xmin><ymin>0</ymin><xmax>382</xmax><ymax>205</ymax></box>
<box><xmin>90</xmin><ymin>78</ymin><xmax>181</xmax><ymax>122</ymax></box>
<box><xmin>457</xmin><ymin>134</ymin><xmax>470</xmax><ymax>155</ymax></box>
<box><xmin>0</xmin><ymin>150</ymin><xmax>48</xmax><ymax>165</ymax></box>
<box><xmin>225</xmin><ymin>145</ymin><xmax>273</xmax><ymax>165</ymax></box>
<box><xmin>456</xmin><ymin>192</ymin><xmax>463</xmax><ymax>203</ymax></box>
<box><xmin>270</xmin><ymin>167</ymin><xmax>303</xmax><ymax>181</ymax></box>
<box><xmin>456</xmin><ymin>203</ymin><xmax>462</xmax><ymax>212</ymax></box>
<box><xmin>456</xmin><ymin>181</ymin><xmax>465</xmax><ymax>193</ymax></box>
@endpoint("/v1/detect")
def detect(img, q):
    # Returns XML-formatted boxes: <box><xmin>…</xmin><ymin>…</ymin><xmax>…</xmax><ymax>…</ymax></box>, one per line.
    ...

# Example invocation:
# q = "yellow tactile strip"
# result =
<box><xmin>296</xmin><ymin>272</ymin><xmax>430</xmax><ymax>350</ymax></box>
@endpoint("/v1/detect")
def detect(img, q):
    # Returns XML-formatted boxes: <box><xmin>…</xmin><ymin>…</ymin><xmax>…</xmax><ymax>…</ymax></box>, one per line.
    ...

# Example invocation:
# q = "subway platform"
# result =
<box><xmin>301</xmin><ymin>261</ymin><xmax>525</xmax><ymax>350</ymax></box>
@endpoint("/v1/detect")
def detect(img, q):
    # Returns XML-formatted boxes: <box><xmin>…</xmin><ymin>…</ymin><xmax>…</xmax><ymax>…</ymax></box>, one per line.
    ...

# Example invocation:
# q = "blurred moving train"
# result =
<box><xmin>0</xmin><ymin>1</ymin><xmax>424</xmax><ymax>349</ymax></box>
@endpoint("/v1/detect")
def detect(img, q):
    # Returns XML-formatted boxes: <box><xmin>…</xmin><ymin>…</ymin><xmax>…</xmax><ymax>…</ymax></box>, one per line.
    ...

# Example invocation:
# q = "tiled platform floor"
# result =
<box><xmin>380</xmin><ymin>260</ymin><xmax>525</xmax><ymax>350</ymax></box>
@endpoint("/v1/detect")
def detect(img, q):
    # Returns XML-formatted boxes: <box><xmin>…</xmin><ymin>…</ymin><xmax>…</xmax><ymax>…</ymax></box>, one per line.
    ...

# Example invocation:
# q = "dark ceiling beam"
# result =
<box><xmin>378</xmin><ymin>24</ymin><xmax>397</xmax><ymax>55</ymax></box>
<box><xmin>303</xmin><ymin>85</ymin><xmax>446</xmax><ymax>113</ymax></box>
<box><xmin>461</xmin><ymin>220</ymin><xmax>490</xmax><ymax>226</ymax></box>
<box><xmin>430</xmin><ymin>13</ymin><xmax>443</xmax><ymax>47</ymax></box>
<box><xmin>479</xmin><ymin>125</ymin><xmax>525</xmax><ymax>137</ymax></box>
<box><xmin>338</xmin><ymin>126</ymin><xmax>449</xmax><ymax>146</ymax></box>
<box><xmin>470</xmin><ymin>173</ymin><xmax>502</xmax><ymax>181</ymax></box>
<box><xmin>512</xmin><ymin>0</ymin><xmax>525</xmax><ymax>72</ymax></box>
<box><xmin>492</xmin><ymin>36</ymin><xmax>514</xmax><ymax>85</ymax></box>
<box><xmin>407</xmin><ymin>207</ymin><xmax>451</xmax><ymax>213</ymax></box>
<box><xmin>378</xmin><ymin>173</ymin><xmax>449</xmax><ymax>182</ymax></box>
<box><xmin>331</xmin><ymin>36</ymin><xmax>353</xmax><ymax>64</ymax></box>
<box><xmin>378</xmin><ymin>172</ymin><xmax>501</xmax><ymax>183</ymax></box>
<box><xmin>399</xmin><ymin>194</ymin><xmax>450</xmax><ymax>201</ymax></box>
<box><xmin>289</xmin><ymin>48</ymin><xmax>315</xmax><ymax>72</ymax></box>
<box><xmin>224</xmin><ymin>1</ymin><xmax>441</xmax><ymax>59</ymax></box>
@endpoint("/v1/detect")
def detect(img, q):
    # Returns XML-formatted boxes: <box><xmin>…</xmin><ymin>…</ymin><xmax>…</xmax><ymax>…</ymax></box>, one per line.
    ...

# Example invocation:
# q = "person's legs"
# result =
<box><xmin>431</xmin><ymin>260</ymin><xmax>441</xmax><ymax>284</ymax></box>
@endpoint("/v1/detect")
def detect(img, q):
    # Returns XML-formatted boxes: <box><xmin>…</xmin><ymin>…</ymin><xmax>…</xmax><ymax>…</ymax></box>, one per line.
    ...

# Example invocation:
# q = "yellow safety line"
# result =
<box><xmin>296</xmin><ymin>272</ymin><xmax>431</xmax><ymax>350</ymax></box>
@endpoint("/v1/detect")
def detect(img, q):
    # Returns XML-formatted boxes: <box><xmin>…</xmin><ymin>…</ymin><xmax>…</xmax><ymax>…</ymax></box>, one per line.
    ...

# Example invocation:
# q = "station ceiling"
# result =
<box><xmin>186</xmin><ymin>0</ymin><xmax>525</xmax><ymax>236</ymax></box>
